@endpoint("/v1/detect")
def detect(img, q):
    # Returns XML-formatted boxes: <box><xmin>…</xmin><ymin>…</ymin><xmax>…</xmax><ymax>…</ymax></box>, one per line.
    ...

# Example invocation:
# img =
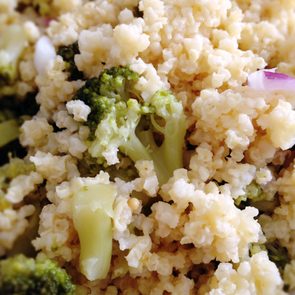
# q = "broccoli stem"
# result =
<box><xmin>120</xmin><ymin>130</ymin><xmax>178</xmax><ymax>185</ymax></box>
<box><xmin>72</xmin><ymin>182</ymin><xmax>116</xmax><ymax>281</ymax></box>
<box><xmin>120</xmin><ymin>131</ymin><xmax>153</xmax><ymax>163</ymax></box>
<box><xmin>0</xmin><ymin>119</ymin><xmax>19</xmax><ymax>148</ymax></box>
<box><xmin>161</xmin><ymin>114</ymin><xmax>186</xmax><ymax>176</ymax></box>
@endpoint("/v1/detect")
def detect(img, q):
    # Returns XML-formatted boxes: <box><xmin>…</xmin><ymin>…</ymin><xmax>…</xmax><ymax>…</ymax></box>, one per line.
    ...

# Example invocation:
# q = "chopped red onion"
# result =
<box><xmin>248</xmin><ymin>69</ymin><xmax>295</xmax><ymax>91</ymax></box>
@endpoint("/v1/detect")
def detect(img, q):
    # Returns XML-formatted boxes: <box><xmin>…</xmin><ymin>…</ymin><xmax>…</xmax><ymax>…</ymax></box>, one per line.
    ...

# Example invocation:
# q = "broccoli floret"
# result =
<box><xmin>0</xmin><ymin>25</ymin><xmax>27</xmax><ymax>96</ymax></box>
<box><xmin>72</xmin><ymin>182</ymin><xmax>116</xmax><ymax>280</ymax></box>
<box><xmin>57</xmin><ymin>42</ymin><xmax>84</xmax><ymax>81</ymax></box>
<box><xmin>249</xmin><ymin>242</ymin><xmax>267</xmax><ymax>256</ymax></box>
<box><xmin>73</xmin><ymin>66</ymin><xmax>186</xmax><ymax>185</ymax></box>
<box><xmin>0</xmin><ymin>254</ymin><xmax>75</xmax><ymax>294</ymax></box>
<box><xmin>98</xmin><ymin>66</ymin><xmax>139</xmax><ymax>100</ymax></box>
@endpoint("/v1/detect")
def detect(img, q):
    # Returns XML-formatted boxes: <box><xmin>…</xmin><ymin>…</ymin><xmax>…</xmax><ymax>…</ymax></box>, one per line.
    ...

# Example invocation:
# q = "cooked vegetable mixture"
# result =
<box><xmin>1</xmin><ymin>0</ymin><xmax>295</xmax><ymax>294</ymax></box>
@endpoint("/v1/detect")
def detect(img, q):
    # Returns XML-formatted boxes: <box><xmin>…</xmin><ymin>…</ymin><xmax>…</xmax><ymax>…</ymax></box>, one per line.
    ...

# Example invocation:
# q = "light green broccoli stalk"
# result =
<box><xmin>0</xmin><ymin>24</ymin><xmax>27</xmax><ymax>96</ymax></box>
<box><xmin>0</xmin><ymin>254</ymin><xmax>75</xmax><ymax>294</ymax></box>
<box><xmin>73</xmin><ymin>66</ymin><xmax>186</xmax><ymax>185</ymax></box>
<box><xmin>72</xmin><ymin>181</ymin><xmax>117</xmax><ymax>280</ymax></box>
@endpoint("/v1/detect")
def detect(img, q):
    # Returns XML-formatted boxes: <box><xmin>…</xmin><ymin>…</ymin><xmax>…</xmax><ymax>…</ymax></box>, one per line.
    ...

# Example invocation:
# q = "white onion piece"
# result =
<box><xmin>248</xmin><ymin>69</ymin><xmax>295</xmax><ymax>91</ymax></box>
<box><xmin>34</xmin><ymin>36</ymin><xmax>56</xmax><ymax>75</ymax></box>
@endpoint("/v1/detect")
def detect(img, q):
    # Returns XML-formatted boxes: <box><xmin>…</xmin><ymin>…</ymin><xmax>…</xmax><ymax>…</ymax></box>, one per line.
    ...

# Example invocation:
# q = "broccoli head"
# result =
<box><xmin>57</xmin><ymin>42</ymin><xmax>84</xmax><ymax>81</ymax></box>
<box><xmin>72</xmin><ymin>66</ymin><xmax>186</xmax><ymax>185</ymax></box>
<box><xmin>0</xmin><ymin>254</ymin><xmax>75</xmax><ymax>295</ymax></box>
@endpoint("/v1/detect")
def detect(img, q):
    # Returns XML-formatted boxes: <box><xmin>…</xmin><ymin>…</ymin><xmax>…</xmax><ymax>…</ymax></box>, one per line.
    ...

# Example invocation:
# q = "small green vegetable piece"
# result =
<box><xmin>249</xmin><ymin>243</ymin><xmax>266</xmax><ymax>256</ymax></box>
<box><xmin>73</xmin><ymin>66</ymin><xmax>186</xmax><ymax>185</ymax></box>
<box><xmin>0</xmin><ymin>157</ymin><xmax>35</xmax><ymax>185</ymax></box>
<box><xmin>0</xmin><ymin>157</ymin><xmax>35</xmax><ymax>211</ymax></box>
<box><xmin>265</xmin><ymin>240</ymin><xmax>290</xmax><ymax>273</ymax></box>
<box><xmin>73</xmin><ymin>182</ymin><xmax>117</xmax><ymax>280</ymax></box>
<box><xmin>32</xmin><ymin>0</ymin><xmax>51</xmax><ymax>15</ymax></box>
<box><xmin>235</xmin><ymin>181</ymin><xmax>267</xmax><ymax>206</ymax></box>
<box><xmin>57</xmin><ymin>42</ymin><xmax>84</xmax><ymax>81</ymax></box>
<box><xmin>0</xmin><ymin>109</ymin><xmax>20</xmax><ymax>148</ymax></box>
<box><xmin>249</xmin><ymin>241</ymin><xmax>290</xmax><ymax>275</ymax></box>
<box><xmin>0</xmin><ymin>25</ymin><xmax>27</xmax><ymax>96</ymax></box>
<box><xmin>0</xmin><ymin>157</ymin><xmax>34</xmax><ymax>191</ymax></box>
<box><xmin>0</xmin><ymin>254</ymin><xmax>75</xmax><ymax>295</ymax></box>
<box><xmin>0</xmin><ymin>119</ymin><xmax>19</xmax><ymax>148</ymax></box>
<box><xmin>0</xmin><ymin>93</ymin><xmax>39</xmax><ymax>166</ymax></box>
<box><xmin>73</xmin><ymin>66</ymin><xmax>139</xmax><ymax>136</ymax></box>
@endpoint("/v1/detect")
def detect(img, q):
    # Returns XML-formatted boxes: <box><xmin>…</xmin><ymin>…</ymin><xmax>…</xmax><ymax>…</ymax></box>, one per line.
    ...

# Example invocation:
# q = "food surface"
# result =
<box><xmin>1</xmin><ymin>0</ymin><xmax>295</xmax><ymax>294</ymax></box>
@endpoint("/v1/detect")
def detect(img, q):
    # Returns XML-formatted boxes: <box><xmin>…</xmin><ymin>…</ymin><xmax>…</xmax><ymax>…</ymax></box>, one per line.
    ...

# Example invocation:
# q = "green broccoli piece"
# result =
<box><xmin>98</xmin><ymin>66</ymin><xmax>139</xmax><ymax>100</ymax></box>
<box><xmin>0</xmin><ymin>157</ymin><xmax>35</xmax><ymax>210</ymax></box>
<box><xmin>235</xmin><ymin>181</ymin><xmax>266</xmax><ymax>206</ymax></box>
<box><xmin>0</xmin><ymin>93</ymin><xmax>39</xmax><ymax>165</ymax></box>
<box><xmin>72</xmin><ymin>181</ymin><xmax>117</xmax><ymax>281</ymax></box>
<box><xmin>57</xmin><ymin>42</ymin><xmax>84</xmax><ymax>81</ymax></box>
<box><xmin>0</xmin><ymin>254</ymin><xmax>75</xmax><ymax>295</ymax></box>
<box><xmin>73</xmin><ymin>66</ymin><xmax>139</xmax><ymax>136</ymax></box>
<box><xmin>0</xmin><ymin>109</ymin><xmax>20</xmax><ymax>150</ymax></box>
<box><xmin>0</xmin><ymin>119</ymin><xmax>19</xmax><ymax>148</ymax></box>
<box><xmin>249</xmin><ymin>242</ymin><xmax>267</xmax><ymax>256</ymax></box>
<box><xmin>0</xmin><ymin>157</ymin><xmax>35</xmax><ymax>197</ymax></box>
<box><xmin>250</xmin><ymin>240</ymin><xmax>290</xmax><ymax>274</ymax></box>
<box><xmin>32</xmin><ymin>0</ymin><xmax>51</xmax><ymax>16</ymax></box>
<box><xmin>0</xmin><ymin>25</ymin><xmax>27</xmax><ymax>96</ymax></box>
<box><xmin>265</xmin><ymin>240</ymin><xmax>290</xmax><ymax>273</ymax></box>
<box><xmin>73</xmin><ymin>66</ymin><xmax>186</xmax><ymax>185</ymax></box>
<box><xmin>235</xmin><ymin>181</ymin><xmax>278</xmax><ymax>213</ymax></box>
